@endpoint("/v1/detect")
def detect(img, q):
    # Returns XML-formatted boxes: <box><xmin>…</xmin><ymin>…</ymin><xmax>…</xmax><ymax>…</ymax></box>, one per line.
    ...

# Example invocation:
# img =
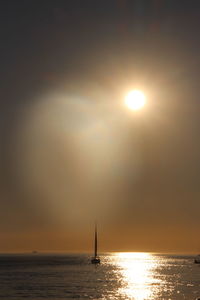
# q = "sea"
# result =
<box><xmin>0</xmin><ymin>253</ymin><xmax>199</xmax><ymax>300</ymax></box>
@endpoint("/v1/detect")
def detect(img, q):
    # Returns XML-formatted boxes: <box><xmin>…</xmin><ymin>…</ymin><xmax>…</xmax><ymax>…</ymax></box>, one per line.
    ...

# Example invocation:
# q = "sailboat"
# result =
<box><xmin>91</xmin><ymin>223</ymin><xmax>100</xmax><ymax>264</ymax></box>
<box><xmin>194</xmin><ymin>254</ymin><xmax>200</xmax><ymax>264</ymax></box>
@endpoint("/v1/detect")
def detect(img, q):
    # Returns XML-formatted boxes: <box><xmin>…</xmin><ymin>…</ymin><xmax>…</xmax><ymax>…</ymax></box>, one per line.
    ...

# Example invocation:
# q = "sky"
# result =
<box><xmin>0</xmin><ymin>0</ymin><xmax>200</xmax><ymax>253</ymax></box>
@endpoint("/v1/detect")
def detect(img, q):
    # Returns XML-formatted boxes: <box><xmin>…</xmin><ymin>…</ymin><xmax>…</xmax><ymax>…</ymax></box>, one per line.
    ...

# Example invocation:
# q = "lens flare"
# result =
<box><xmin>125</xmin><ymin>90</ymin><xmax>146</xmax><ymax>110</ymax></box>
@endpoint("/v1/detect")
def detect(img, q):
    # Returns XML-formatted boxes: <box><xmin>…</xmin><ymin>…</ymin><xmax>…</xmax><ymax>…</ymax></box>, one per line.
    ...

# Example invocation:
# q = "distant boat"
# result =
<box><xmin>32</xmin><ymin>250</ymin><xmax>38</xmax><ymax>254</ymax></box>
<box><xmin>91</xmin><ymin>223</ymin><xmax>100</xmax><ymax>264</ymax></box>
<box><xmin>194</xmin><ymin>255</ymin><xmax>200</xmax><ymax>264</ymax></box>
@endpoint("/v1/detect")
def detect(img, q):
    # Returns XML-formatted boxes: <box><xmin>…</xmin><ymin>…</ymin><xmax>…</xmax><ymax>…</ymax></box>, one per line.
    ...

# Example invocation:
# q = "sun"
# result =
<box><xmin>125</xmin><ymin>90</ymin><xmax>146</xmax><ymax>111</ymax></box>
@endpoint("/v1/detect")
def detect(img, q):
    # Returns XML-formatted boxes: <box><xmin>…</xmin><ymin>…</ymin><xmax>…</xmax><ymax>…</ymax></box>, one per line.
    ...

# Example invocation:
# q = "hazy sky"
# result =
<box><xmin>1</xmin><ymin>0</ymin><xmax>200</xmax><ymax>253</ymax></box>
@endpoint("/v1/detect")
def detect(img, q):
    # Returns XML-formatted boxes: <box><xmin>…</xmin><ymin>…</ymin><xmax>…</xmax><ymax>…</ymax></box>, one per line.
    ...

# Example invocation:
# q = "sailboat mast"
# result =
<box><xmin>94</xmin><ymin>223</ymin><xmax>97</xmax><ymax>257</ymax></box>
<box><xmin>91</xmin><ymin>222</ymin><xmax>100</xmax><ymax>264</ymax></box>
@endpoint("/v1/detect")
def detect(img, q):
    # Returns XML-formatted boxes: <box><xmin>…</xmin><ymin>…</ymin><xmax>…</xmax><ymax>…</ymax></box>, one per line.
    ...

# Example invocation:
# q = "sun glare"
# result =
<box><xmin>125</xmin><ymin>90</ymin><xmax>146</xmax><ymax>111</ymax></box>
<box><xmin>113</xmin><ymin>252</ymin><xmax>161</xmax><ymax>300</ymax></box>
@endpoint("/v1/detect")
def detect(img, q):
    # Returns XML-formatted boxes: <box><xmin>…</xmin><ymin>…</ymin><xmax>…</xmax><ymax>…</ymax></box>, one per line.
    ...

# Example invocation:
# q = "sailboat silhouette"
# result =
<box><xmin>91</xmin><ymin>223</ymin><xmax>100</xmax><ymax>264</ymax></box>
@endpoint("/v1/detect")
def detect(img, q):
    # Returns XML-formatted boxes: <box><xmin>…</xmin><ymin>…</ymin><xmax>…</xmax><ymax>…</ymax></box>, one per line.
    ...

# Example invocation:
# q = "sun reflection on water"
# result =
<box><xmin>113</xmin><ymin>252</ymin><xmax>161</xmax><ymax>300</ymax></box>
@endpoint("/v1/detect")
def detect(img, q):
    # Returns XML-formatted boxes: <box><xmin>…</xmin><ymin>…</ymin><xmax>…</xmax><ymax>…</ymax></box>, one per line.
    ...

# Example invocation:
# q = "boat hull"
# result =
<box><xmin>91</xmin><ymin>257</ymin><xmax>100</xmax><ymax>264</ymax></box>
<box><xmin>194</xmin><ymin>259</ymin><xmax>200</xmax><ymax>264</ymax></box>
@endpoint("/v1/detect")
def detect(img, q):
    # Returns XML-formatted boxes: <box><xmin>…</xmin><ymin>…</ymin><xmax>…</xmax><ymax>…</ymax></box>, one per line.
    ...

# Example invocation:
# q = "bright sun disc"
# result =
<box><xmin>125</xmin><ymin>90</ymin><xmax>146</xmax><ymax>110</ymax></box>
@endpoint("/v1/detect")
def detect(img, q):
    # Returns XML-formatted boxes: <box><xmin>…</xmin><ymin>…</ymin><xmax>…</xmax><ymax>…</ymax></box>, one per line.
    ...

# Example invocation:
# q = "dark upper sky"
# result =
<box><xmin>1</xmin><ymin>0</ymin><xmax>200</xmax><ymax>253</ymax></box>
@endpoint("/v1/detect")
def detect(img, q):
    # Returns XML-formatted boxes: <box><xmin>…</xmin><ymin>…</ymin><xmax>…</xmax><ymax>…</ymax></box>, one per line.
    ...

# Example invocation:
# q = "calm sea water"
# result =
<box><xmin>0</xmin><ymin>253</ymin><xmax>199</xmax><ymax>300</ymax></box>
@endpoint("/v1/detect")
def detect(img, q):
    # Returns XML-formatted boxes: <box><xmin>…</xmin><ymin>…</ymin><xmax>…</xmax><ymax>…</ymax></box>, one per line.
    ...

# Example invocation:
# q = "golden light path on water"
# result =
<box><xmin>112</xmin><ymin>253</ymin><xmax>162</xmax><ymax>300</ymax></box>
